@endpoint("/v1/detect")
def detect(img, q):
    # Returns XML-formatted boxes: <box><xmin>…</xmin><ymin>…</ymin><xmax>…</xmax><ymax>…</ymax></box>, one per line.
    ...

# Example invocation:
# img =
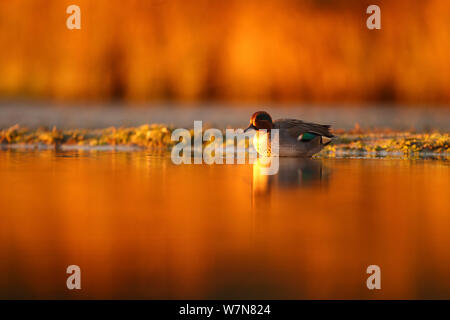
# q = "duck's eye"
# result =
<box><xmin>255</xmin><ymin>113</ymin><xmax>271</xmax><ymax>122</ymax></box>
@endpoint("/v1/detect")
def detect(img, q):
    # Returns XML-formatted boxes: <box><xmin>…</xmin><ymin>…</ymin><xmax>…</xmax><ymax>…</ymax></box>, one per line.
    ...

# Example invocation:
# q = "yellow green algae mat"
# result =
<box><xmin>1</xmin><ymin>124</ymin><xmax>449</xmax><ymax>160</ymax></box>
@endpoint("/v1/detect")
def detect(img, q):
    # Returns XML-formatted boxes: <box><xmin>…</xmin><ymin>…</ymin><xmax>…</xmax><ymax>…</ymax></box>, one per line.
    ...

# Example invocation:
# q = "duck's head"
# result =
<box><xmin>244</xmin><ymin>111</ymin><xmax>274</xmax><ymax>132</ymax></box>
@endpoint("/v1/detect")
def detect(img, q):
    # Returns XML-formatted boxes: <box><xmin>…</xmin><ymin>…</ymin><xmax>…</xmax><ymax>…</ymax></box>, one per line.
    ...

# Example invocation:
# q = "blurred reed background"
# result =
<box><xmin>0</xmin><ymin>0</ymin><xmax>449</xmax><ymax>105</ymax></box>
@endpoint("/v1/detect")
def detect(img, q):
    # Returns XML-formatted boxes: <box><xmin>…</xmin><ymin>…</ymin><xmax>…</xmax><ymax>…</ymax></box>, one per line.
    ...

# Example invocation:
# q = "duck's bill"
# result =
<box><xmin>244</xmin><ymin>124</ymin><xmax>256</xmax><ymax>132</ymax></box>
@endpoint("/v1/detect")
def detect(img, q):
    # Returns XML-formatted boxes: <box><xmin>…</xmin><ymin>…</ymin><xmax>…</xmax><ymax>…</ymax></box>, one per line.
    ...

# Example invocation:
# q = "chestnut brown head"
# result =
<box><xmin>244</xmin><ymin>111</ymin><xmax>274</xmax><ymax>132</ymax></box>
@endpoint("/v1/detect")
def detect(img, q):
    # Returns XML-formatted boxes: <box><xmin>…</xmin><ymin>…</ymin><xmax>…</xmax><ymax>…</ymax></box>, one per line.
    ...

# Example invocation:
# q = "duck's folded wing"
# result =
<box><xmin>274</xmin><ymin>119</ymin><xmax>334</xmax><ymax>138</ymax></box>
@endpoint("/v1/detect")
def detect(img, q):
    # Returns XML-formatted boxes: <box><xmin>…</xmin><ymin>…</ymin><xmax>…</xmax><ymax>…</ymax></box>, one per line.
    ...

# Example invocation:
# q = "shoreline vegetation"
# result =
<box><xmin>2</xmin><ymin>1</ymin><xmax>450</xmax><ymax>104</ymax></box>
<box><xmin>1</xmin><ymin>124</ymin><xmax>449</xmax><ymax>160</ymax></box>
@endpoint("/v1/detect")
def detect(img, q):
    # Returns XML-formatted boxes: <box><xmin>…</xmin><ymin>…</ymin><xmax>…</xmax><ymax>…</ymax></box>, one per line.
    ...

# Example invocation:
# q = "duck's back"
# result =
<box><xmin>273</xmin><ymin>119</ymin><xmax>333</xmax><ymax>138</ymax></box>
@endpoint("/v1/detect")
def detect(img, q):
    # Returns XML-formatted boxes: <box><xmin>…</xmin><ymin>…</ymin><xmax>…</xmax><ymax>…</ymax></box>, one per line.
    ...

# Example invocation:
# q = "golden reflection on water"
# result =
<box><xmin>0</xmin><ymin>150</ymin><xmax>449</xmax><ymax>299</ymax></box>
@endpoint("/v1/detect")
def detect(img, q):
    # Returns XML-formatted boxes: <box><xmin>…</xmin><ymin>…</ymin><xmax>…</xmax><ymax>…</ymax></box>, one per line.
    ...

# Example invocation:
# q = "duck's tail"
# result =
<box><xmin>320</xmin><ymin>135</ymin><xmax>334</xmax><ymax>146</ymax></box>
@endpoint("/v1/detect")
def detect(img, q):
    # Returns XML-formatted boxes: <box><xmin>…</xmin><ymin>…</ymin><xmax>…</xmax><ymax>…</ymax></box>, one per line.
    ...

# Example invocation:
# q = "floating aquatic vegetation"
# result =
<box><xmin>318</xmin><ymin>132</ymin><xmax>450</xmax><ymax>160</ymax></box>
<box><xmin>1</xmin><ymin>124</ymin><xmax>449</xmax><ymax>160</ymax></box>
<box><xmin>0</xmin><ymin>124</ymin><xmax>173</xmax><ymax>149</ymax></box>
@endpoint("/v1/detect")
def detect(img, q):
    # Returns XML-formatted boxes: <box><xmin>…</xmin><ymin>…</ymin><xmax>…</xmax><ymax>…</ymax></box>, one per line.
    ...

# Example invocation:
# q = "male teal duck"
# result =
<box><xmin>244</xmin><ymin>111</ymin><xmax>334</xmax><ymax>157</ymax></box>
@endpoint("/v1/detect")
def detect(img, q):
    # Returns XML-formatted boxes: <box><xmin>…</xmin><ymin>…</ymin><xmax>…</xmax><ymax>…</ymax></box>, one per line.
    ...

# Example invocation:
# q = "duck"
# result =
<box><xmin>244</xmin><ymin>111</ymin><xmax>334</xmax><ymax>157</ymax></box>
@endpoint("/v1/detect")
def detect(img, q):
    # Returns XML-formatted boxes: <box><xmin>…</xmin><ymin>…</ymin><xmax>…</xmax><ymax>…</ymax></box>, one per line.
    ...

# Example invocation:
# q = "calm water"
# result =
<box><xmin>0</xmin><ymin>150</ymin><xmax>449</xmax><ymax>299</ymax></box>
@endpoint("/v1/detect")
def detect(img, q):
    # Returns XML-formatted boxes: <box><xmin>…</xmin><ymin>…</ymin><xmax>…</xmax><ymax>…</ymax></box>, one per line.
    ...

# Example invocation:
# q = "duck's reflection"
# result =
<box><xmin>252</xmin><ymin>158</ymin><xmax>330</xmax><ymax>196</ymax></box>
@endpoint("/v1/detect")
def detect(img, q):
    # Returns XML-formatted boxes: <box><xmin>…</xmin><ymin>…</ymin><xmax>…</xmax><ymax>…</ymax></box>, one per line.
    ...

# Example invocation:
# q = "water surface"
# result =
<box><xmin>0</xmin><ymin>150</ymin><xmax>449</xmax><ymax>299</ymax></box>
